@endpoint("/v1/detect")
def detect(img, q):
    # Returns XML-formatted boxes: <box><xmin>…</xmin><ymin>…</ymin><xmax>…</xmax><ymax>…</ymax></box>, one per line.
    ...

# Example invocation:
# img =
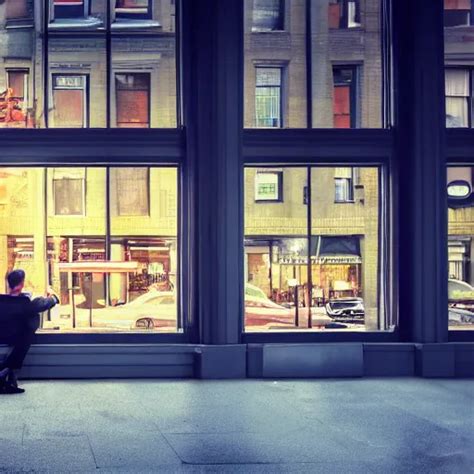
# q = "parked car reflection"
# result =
<box><xmin>448</xmin><ymin>278</ymin><xmax>474</xmax><ymax>327</ymax></box>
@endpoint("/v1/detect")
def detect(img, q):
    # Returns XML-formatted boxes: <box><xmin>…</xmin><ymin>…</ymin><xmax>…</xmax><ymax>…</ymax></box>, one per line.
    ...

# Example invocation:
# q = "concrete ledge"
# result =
<box><xmin>364</xmin><ymin>343</ymin><xmax>415</xmax><ymax>376</ymax></box>
<box><xmin>262</xmin><ymin>343</ymin><xmax>363</xmax><ymax>378</ymax></box>
<box><xmin>415</xmin><ymin>344</ymin><xmax>456</xmax><ymax>377</ymax></box>
<box><xmin>194</xmin><ymin>345</ymin><xmax>247</xmax><ymax>379</ymax></box>
<box><xmin>1</xmin><ymin>344</ymin><xmax>196</xmax><ymax>379</ymax></box>
<box><xmin>453</xmin><ymin>343</ymin><xmax>474</xmax><ymax>377</ymax></box>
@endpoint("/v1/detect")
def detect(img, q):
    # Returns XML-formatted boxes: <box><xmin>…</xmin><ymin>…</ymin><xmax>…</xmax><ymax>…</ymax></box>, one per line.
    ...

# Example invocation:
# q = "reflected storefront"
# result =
<box><xmin>0</xmin><ymin>167</ymin><xmax>179</xmax><ymax>333</ymax></box>
<box><xmin>244</xmin><ymin>166</ymin><xmax>381</xmax><ymax>332</ymax></box>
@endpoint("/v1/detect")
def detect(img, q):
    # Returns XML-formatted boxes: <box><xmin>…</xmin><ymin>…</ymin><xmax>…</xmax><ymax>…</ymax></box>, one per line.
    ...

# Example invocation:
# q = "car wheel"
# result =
<box><xmin>136</xmin><ymin>318</ymin><xmax>155</xmax><ymax>329</ymax></box>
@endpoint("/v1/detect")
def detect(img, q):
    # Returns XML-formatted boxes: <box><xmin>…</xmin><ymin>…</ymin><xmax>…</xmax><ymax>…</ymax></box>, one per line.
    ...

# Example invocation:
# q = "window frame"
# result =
<box><xmin>50</xmin><ymin>0</ymin><xmax>89</xmax><ymax>21</ymax></box>
<box><xmin>254</xmin><ymin>66</ymin><xmax>283</xmax><ymax>128</ymax></box>
<box><xmin>115</xmin><ymin>0</ymin><xmax>153</xmax><ymax>21</ymax></box>
<box><xmin>254</xmin><ymin>170</ymin><xmax>283</xmax><ymax>203</ymax></box>
<box><xmin>251</xmin><ymin>0</ymin><xmax>285</xmax><ymax>33</ymax></box>
<box><xmin>52</xmin><ymin>168</ymin><xmax>87</xmax><ymax>217</ymax></box>
<box><xmin>445</xmin><ymin>67</ymin><xmax>473</xmax><ymax>128</ymax></box>
<box><xmin>51</xmin><ymin>73</ymin><xmax>90</xmax><ymax>129</ymax></box>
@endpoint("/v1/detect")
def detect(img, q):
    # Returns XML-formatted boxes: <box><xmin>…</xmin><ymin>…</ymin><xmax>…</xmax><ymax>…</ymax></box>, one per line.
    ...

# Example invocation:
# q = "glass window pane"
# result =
<box><xmin>1</xmin><ymin>1</ymin><xmax>177</xmax><ymax>128</ymax></box>
<box><xmin>448</xmin><ymin>166</ymin><xmax>474</xmax><ymax>330</ymax></box>
<box><xmin>244</xmin><ymin>0</ymin><xmax>386</xmax><ymax>128</ymax></box>
<box><xmin>244</xmin><ymin>166</ymin><xmax>384</xmax><ymax>332</ymax></box>
<box><xmin>110</xmin><ymin>167</ymin><xmax>178</xmax><ymax>332</ymax></box>
<box><xmin>444</xmin><ymin>1</ymin><xmax>474</xmax><ymax>128</ymax></box>
<box><xmin>111</xmin><ymin>0</ymin><xmax>177</xmax><ymax>128</ymax></box>
<box><xmin>0</xmin><ymin>166</ymin><xmax>179</xmax><ymax>333</ymax></box>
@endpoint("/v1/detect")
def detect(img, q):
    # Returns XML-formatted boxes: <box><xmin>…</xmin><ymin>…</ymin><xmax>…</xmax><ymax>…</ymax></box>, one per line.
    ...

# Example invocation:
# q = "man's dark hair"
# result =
<box><xmin>7</xmin><ymin>269</ymin><xmax>25</xmax><ymax>290</ymax></box>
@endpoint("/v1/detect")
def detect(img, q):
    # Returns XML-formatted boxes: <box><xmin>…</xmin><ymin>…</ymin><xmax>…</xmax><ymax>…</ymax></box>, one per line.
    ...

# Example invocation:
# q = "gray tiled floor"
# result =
<box><xmin>0</xmin><ymin>378</ymin><xmax>473</xmax><ymax>473</ymax></box>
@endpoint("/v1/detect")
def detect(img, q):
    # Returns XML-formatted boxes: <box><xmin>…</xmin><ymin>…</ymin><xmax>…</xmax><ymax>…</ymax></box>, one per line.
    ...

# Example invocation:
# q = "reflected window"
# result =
<box><xmin>2</xmin><ymin>70</ymin><xmax>29</xmax><ymax>127</ymax></box>
<box><xmin>111</xmin><ymin>168</ymin><xmax>149</xmax><ymax>216</ymax></box>
<box><xmin>448</xmin><ymin>166</ymin><xmax>474</xmax><ymax>330</ymax></box>
<box><xmin>445</xmin><ymin>69</ymin><xmax>473</xmax><ymax>128</ymax></box>
<box><xmin>255</xmin><ymin>171</ymin><xmax>283</xmax><ymax>202</ymax></box>
<box><xmin>329</xmin><ymin>0</ymin><xmax>361</xmax><ymax>29</ymax></box>
<box><xmin>244</xmin><ymin>166</ymin><xmax>382</xmax><ymax>332</ymax></box>
<box><xmin>334</xmin><ymin>168</ymin><xmax>354</xmax><ymax>202</ymax></box>
<box><xmin>115</xmin><ymin>0</ymin><xmax>151</xmax><ymax>19</ymax></box>
<box><xmin>252</xmin><ymin>0</ymin><xmax>284</xmax><ymax>32</ymax></box>
<box><xmin>53</xmin><ymin>0</ymin><xmax>86</xmax><ymax>19</ymax></box>
<box><xmin>52</xmin><ymin>75</ymin><xmax>88</xmax><ymax>128</ymax></box>
<box><xmin>53</xmin><ymin>168</ymin><xmax>85</xmax><ymax>216</ymax></box>
<box><xmin>115</xmin><ymin>73</ymin><xmax>150</xmax><ymax>128</ymax></box>
<box><xmin>255</xmin><ymin>67</ymin><xmax>282</xmax><ymax>128</ymax></box>
<box><xmin>333</xmin><ymin>67</ymin><xmax>356</xmax><ymax>128</ymax></box>
<box><xmin>5</xmin><ymin>0</ymin><xmax>30</xmax><ymax>20</ymax></box>
<box><xmin>444</xmin><ymin>0</ymin><xmax>473</xmax><ymax>27</ymax></box>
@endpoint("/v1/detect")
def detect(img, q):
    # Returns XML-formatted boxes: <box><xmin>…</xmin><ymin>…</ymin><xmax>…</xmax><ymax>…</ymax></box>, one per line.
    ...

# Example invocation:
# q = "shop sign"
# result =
<box><xmin>278</xmin><ymin>255</ymin><xmax>362</xmax><ymax>265</ymax></box>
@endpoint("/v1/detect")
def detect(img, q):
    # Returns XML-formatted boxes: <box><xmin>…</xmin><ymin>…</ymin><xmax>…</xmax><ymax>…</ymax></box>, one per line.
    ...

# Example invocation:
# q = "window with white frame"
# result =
<box><xmin>52</xmin><ymin>168</ymin><xmax>86</xmax><ymax>216</ymax></box>
<box><xmin>115</xmin><ymin>0</ymin><xmax>151</xmax><ymax>20</ymax></box>
<box><xmin>255</xmin><ymin>171</ymin><xmax>283</xmax><ymax>202</ymax></box>
<box><xmin>252</xmin><ymin>0</ymin><xmax>284</xmax><ymax>32</ymax></box>
<box><xmin>53</xmin><ymin>0</ymin><xmax>86</xmax><ymax>19</ymax></box>
<box><xmin>334</xmin><ymin>167</ymin><xmax>354</xmax><ymax>202</ymax></box>
<box><xmin>52</xmin><ymin>75</ymin><xmax>88</xmax><ymax>128</ymax></box>
<box><xmin>255</xmin><ymin>67</ymin><xmax>282</xmax><ymax>128</ymax></box>
<box><xmin>328</xmin><ymin>0</ymin><xmax>361</xmax><ymax>29</ymax></box>
<box><xmin>445</xmin><ymin>69</ymin><xmax>472</xmax><ymax>128</ymax></box>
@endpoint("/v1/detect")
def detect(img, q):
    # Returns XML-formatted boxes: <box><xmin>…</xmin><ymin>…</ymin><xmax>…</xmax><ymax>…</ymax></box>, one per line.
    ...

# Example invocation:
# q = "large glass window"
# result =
<box><xmin>0</xmin><ymin>1</ymin><xmax>177</xmax><ymax>128</ymax></box>
<box><xmin>448</xmin><ymin>166</ymin><xmax>474</xmax><ymax>330</ymax></box>
<box><xmin>0</xmin><ymin>166</ymin><xmax>179</xmax><ymax>333</ymax></box>
<box><xmin>445</xmin><ymin>1</ymin><xmax>474</xmax><ymax>128</ymax></box>
<box><xmin>244</xmin><ymin>166</ymin><xmax>383</xmax><ymax>332</ymax></box>
<box><xmin>244</xmin><ymin>0</ymin><xmax>385</xmax><ymax>128</ymax></box>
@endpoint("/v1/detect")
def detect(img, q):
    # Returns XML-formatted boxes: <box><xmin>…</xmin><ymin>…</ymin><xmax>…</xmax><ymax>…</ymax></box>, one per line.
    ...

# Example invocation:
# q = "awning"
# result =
<box><xmin>58</xmin><ymin>261</ymin><xmax>139</xmax><ymax>273</ymax></box>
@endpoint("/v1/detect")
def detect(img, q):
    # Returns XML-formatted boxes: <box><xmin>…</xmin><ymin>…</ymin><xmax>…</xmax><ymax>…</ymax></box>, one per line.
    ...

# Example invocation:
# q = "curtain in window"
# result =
<box><xmin>5</xmin><ymin>0</ymin><xmax>29</xmax><ymax>19</ymax></box>
<box><xmin>112</xmin><ymin>168</ymin><xmax>149</xmax><ymax>216</ymax></box>
<box><xmin>445</xmin><ymin>70</ymin><xmax>469</xmax><ymax>127</ymax></box>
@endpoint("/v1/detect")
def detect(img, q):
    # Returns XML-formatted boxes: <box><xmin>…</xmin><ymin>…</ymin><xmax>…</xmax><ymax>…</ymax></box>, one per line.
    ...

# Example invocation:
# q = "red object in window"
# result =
<box><xmin>444</xmin><ymin>0</ymin><xmax>471</xmax><ymax>10</ymax></box>
<box><xmin>117</xmin><ymin>0</ymin><xmax>148</xmax><ymax>7</ymax></box>
<box><xmin>333</xmin><ymin>86</ymin><xmax>351</xmax><ymax>128</ymax></box>
<box><xmin>328</xmin><ymin>4</ymin><xmax>341</xmax><ymax>28</ymax></box>
<box><xmin>6</xmin><ymin>0</ymin><xmax>29</xmax><ymax>19</ymax></box>
<box><xmin>8</xmin><ymin>72</ymin><xmax>25</xmax><ymax>99</ymax></box>
<box><xmin>53</xmin><ymin>89</ymin><xmax>84</xmax><ymax>128</ymax></box>
<box><xmin>117</xmin><ymin>90</ymin><xmax>149</xmax><ymax>127</ymax></box>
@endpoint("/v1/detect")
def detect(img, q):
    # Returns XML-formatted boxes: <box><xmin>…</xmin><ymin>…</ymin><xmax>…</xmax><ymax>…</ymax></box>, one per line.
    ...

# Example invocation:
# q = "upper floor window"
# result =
<box><xmin>51</xmin><ymin>75</ymin><xmax>88</xmax><ymax>128</ymax></box>
<box><xmin>334</xmin><ymin>168</ymin><xmax>354</xmax><ymax>203</ymax></box>
<box><xmin>444</xmin><ymin>0</ymin><xmax>473</xmax><ymax>27</ymax></box>
<box><xmin>111</xmin><ymin>168</ymin><xmax>150</xmax><ymax>216</ymax></box>
<box><xmin>115</xmin><ymin>73</ymin><xmax>150</xmax><ymax>128</ymax></box>
<box><xmin>52</xmin><ymin>168</ymin><xmax>86</xmax><ymax>216</ymax></box>
<box><xmin>328</xmin><ymin>0</ymin><xmax>361</xmax><ymax>29</ymax></box>
<box><xmin>333</xmin><ymin>67</ymin><xmax>356</xmax><ymax>128</ymax></box>
<box><xmin>252</xmin><ymin>0</ymin><xmax>284</xmax><ymax>32</ymax></box>
<box><xmin>255</xmin><ymin>171</ymin><xmax>283</xmax><ymax>202</ymax></box>
<box><xmin>115</xmin><ymin>0</ymin><xmax>152</xmax><ymax>20</ymax></box>
<box><xmin>53</xmin><ymin>0</ymin><xmax>86</xmax><ymax>19</ymax></box>
<box><xmin>5</xmin><ymin>0</ymin><xmax>30</xmax><ymax>20</ymax></box>
<box><xmin>255</xmin><ymin>67</ymin><xmax>282</xmax><ymax>128</ymax></box>
<box><xmin>445</xmin><ymin>69</ymin><xmax>473</xmax><ymax>128</ymax></box>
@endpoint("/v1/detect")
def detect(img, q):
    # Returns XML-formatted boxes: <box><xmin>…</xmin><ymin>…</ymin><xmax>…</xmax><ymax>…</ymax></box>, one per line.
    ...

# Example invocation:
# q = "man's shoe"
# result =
<box><xmin>0</xmin><ymin>383</ymin><xmax>25</xmax><ymax>395</ymax></box>
<box><xmin>7</xmin><ymin>371</ymin><xmax>18</xmax><ymax>388</ymax></box>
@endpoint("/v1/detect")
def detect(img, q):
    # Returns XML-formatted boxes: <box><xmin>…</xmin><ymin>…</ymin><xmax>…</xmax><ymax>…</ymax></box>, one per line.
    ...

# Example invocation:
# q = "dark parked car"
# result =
<box><xmin>325</xmin><ymin>297</ymin><xmax>364</xmax><ymax>323</ymax></box>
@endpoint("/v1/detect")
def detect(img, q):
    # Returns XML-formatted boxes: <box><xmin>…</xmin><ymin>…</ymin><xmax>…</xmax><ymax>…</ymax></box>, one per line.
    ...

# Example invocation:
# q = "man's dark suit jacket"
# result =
<box><xmin>0</xmin><ymin>294</ymin><xmax>58</xmax><ymax>343</ymax></box>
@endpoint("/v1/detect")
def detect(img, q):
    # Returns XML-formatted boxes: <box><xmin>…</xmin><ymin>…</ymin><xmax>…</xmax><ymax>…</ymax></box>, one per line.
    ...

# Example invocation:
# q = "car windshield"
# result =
<box><xmin>449</xmin><ymin>280</ymin><xmax>474</xmax><ymax>301</ymax></box>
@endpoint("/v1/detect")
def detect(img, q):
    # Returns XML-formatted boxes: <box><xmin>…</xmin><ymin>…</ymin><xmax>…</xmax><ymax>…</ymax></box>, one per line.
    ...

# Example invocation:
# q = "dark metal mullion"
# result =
<box><xmin>106</xmin><ymin>0</ymin><xmax>111</xmax><ymax>128</ymax></box>
<box><xmin>306</xmin><ymin>166</ymin><xmax>312</xmax><ymax>328</ymax></box>
<box><xmin>305</xmin><ymin>0</ymin><xmax>312</xmax><ymax>129</ymax></box>
<box><xmin>105</xmin><ymin>167</ymin><xmax>111</xmax><ymax>307</ymax></box>
<box><xmin>44</xmin><ymin>0</ymin><xmax>49</xmax><ymax>128</ymax></box>
<box><xmin>176</xmin><ymin>0</ymin><xmax>183</xmax><ymax>127</ymax></box>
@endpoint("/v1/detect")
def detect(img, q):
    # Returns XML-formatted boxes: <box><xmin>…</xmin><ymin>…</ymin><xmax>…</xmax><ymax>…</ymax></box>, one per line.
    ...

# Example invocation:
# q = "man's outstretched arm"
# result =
<box><xmin>30</xmin><ymin>290</ymin><xmax>59</xmax><ymax>313</ymax></box>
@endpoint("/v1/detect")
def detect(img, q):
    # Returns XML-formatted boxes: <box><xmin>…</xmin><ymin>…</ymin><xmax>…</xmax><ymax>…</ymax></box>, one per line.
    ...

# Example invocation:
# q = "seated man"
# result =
<box><xmin>0</xmin><ymin>270</ymin><xmax>59</xmax><ymax>394</ymax></box>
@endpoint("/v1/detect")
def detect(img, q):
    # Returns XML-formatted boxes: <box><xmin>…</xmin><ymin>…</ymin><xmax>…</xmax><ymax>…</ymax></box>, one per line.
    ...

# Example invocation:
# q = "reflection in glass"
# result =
<box><xmin>444</xmin><ymin>1</ymin><xmax>474</xmax><ymax>128</ymax></box>
<box><xmin>244</xmin><ymin>166</ymin><xmax>382</xmax><ymax>332</ymax></box>
<box><xmin>0</xmin><ymin>1</ymin><xmax>177</xmax><ymax>128</ymax></box>
<box><xmin>244</xmin><ymin>0</ymin><xmax>384</xmax><ymax>128</ymax></box>
<box><xmin>448</xmin><ymin>166</ymin><xmax>474</xmax><ymax>330</ymax></box>
<box><xmin>0</xmin><ymin>166</ymin><xmax>179</xmax><ymax>333</ymax></box>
